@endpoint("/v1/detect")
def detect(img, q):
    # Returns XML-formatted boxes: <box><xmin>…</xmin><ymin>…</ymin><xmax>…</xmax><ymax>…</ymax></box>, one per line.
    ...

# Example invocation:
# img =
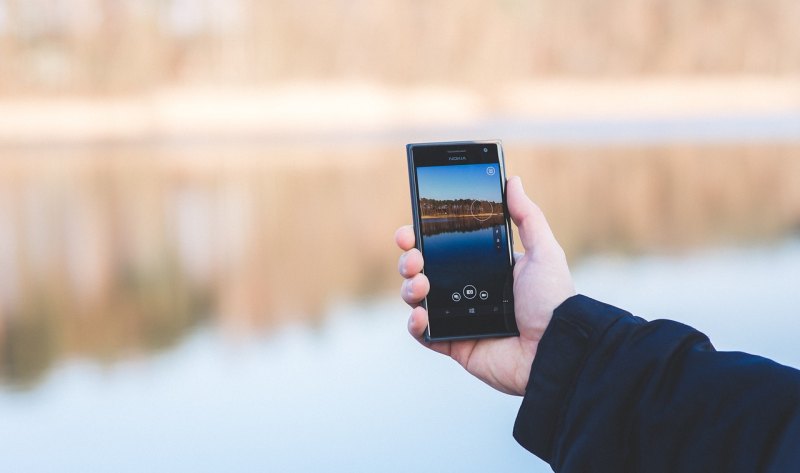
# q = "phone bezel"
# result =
<box><xmin>406</xmin><ymin>140</ymin><xmax>519</xmax><ymax>341</ymax></box>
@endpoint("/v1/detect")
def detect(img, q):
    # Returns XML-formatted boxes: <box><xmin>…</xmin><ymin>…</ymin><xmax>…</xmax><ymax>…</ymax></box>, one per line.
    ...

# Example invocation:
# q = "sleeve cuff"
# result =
<box><xmin>513</xmin><ymin>295</ymin><xmax>630</xmax><ymax>462</ymax></box>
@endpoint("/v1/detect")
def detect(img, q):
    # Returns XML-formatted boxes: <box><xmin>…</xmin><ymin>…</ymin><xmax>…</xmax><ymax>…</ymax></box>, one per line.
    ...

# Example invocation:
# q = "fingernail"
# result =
<box><xmin>406</xmin><ymin>279</ymin><xmax>414</xmax><ymax>296</ymax></box>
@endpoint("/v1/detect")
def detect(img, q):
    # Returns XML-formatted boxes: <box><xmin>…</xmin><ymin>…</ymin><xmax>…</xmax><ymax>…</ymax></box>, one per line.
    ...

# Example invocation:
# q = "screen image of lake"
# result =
<box><xmin>421</xmin><ymin>216</ymin><xmax>512</xmax><ymax>312</ymax></box>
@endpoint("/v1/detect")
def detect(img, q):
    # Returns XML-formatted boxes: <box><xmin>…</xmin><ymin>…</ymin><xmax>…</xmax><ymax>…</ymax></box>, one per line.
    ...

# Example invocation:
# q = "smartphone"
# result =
<box><xmin>406</xmin><ymin>140</ymin><xmax>518</xmax><ymax>341</ymax></box>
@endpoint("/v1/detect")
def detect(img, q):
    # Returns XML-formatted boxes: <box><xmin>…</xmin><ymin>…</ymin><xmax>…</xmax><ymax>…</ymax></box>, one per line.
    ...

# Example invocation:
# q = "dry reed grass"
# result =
<box><xmin>1</xmin><ymin>0</ymin><xmax>799</xmax><ymax>94</ymax></box>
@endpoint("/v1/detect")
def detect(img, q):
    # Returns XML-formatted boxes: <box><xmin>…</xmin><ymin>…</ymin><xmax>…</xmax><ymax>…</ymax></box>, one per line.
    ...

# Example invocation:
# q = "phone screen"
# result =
<box><xmin>407</xmin><ymin>141</ymin><xmax>517</xmax><ymax>340</ymax></box>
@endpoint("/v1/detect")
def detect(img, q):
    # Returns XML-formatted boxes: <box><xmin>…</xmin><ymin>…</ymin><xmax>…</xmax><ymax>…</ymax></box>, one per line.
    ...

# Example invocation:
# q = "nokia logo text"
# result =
<box><xmin>448</xmin><ymin>156</ymin><xmax>467</xmax><ymax>161</ymax></box>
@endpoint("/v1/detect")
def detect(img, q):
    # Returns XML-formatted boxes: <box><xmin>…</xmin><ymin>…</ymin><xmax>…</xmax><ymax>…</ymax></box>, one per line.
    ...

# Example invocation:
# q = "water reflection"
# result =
<box><xmin>0</xmin><ymin>143</ymin><xmax>799</xmax><ymax>388</ymax></box>
<box><xmin>423</xmin><ymin>224</ymin><xmax>513</xmax><ymax>316</ymax></box>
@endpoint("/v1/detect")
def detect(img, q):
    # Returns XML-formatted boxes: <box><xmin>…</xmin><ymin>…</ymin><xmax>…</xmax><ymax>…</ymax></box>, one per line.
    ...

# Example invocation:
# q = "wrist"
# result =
<box><xmin>513</xmin><ymin>340</ymin><xmax>539</xmax><ymax>396</ymax></box>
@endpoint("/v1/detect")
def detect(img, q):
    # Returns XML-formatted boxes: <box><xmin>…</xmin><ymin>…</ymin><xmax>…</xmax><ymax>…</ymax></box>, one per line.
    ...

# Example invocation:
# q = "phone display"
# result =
<box><xmin>406</xmin><ymin>141</ymin><xmax>518</xmax><ymax>341</ymax></box>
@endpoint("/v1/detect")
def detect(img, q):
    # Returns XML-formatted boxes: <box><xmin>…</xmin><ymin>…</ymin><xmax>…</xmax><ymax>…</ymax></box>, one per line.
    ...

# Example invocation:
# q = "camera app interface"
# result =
<box><xmin>416</xmin><ymin>162</ymin><xmax>513</xmax><ymax>318</ymax></box>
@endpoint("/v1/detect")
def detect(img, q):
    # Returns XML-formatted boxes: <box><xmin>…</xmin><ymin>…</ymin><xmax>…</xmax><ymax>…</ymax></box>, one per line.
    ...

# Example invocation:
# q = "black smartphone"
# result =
<box><xmin>406</xmin><ymin>140</ymin><xmax>518</xmax><ymax>341</ymax></box>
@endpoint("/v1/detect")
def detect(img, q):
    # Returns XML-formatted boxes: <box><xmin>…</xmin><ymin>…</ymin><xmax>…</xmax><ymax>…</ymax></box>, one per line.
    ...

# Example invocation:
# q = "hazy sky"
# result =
<box><xmin>416</xmin><ymin>164</ymin><xmax>502</xmax><ymax>202</ymax></box>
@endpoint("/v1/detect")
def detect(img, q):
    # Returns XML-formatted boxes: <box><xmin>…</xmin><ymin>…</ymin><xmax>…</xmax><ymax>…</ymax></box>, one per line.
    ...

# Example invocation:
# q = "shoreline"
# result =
<box><xmin>421</xmin><ymin>214</ymin><xmax>497</xmax><ymax>219</ymax></box>
<box><xmin>1</xmin><ymin>77</ymin><xmax>799</xmax><ymax>146</ymax></box>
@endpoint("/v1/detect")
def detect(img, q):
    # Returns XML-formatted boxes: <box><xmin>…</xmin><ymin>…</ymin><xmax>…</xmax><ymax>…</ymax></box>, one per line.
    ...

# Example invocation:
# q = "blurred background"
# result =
<box><xmin>0</xmin><ymin>1</ymin><xmax>799</xmax><ymax>471</ymax></box>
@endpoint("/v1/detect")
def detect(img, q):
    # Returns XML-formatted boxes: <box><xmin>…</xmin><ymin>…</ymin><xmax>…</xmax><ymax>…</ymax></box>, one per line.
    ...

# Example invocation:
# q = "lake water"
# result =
<box><xmin>423</xmin><ymin>221</ymin><xmax>512</xmax><ymax>316</ymax></box>
<box><xmin>1</xmin><ymin>237</ymin><xmax>798</xmax><ymax>472</ymax></box>
<box><xmin>0</xmin><ymin>134</ymin><xmax>797</xmax><ymax>471</ymax></box>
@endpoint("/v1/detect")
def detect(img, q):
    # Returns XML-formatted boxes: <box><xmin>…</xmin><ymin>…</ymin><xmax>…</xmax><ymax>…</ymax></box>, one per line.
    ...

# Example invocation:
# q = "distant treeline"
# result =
<box><xmin>420</xmin><ymin>198</ymin><xmax>500</xmax><ymax>218</ymax></box>
<box><xmin>421</xmin><ymin>215</ymin><xmax>505</xmax><ymax>237</ymax></box>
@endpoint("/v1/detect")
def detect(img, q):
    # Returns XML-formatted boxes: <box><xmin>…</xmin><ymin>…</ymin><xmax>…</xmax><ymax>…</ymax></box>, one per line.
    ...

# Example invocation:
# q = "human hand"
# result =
<box><xmin>395</xmin><ymin>176</ymin><xmax>575</xmax><ymax>395</ymax></box>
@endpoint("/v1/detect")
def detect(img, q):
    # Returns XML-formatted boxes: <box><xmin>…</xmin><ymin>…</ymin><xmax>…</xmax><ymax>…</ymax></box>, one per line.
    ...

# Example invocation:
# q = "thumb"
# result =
<box><xmin>506</xmin><ymin>176</ymin><xmax>556</xmax><ymax>252</ymax></box>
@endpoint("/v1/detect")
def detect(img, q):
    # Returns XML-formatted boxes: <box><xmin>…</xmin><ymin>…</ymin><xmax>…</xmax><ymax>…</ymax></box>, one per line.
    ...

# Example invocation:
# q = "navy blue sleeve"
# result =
<box><xmin>514</xmin><ymin>295</ymin><xmax>800</xmax><ymax>472</ymax></box>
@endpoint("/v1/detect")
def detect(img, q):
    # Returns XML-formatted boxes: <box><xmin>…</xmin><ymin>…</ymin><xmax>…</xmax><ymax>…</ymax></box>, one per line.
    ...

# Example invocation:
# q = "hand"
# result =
<box><xmin>395</xmin><ymin>176</ymin><xmax>575</xmax><ymax>395</ymax></box>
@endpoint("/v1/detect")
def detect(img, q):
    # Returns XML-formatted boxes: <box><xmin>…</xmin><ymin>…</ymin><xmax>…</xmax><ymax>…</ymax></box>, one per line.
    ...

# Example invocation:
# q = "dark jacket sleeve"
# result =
<box><xmin>514</xmin><ymin>295</ymin><xmax>800</xmax><ymax>473</ymax></box>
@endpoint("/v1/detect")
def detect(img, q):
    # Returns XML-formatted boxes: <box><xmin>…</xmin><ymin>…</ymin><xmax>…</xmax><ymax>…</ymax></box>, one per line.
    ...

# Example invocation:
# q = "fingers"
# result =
<box><xmin>394</xmin><ymin>225</ymin><xmax>416</xmax><ymax>251</ymax></box>
<box><xmin>506</xmin><ymin>176</ymin><xmax>556</xmax><ymax>252</ymax></box>
<box><xmin>407</xmin><ymin>306</ymin><xmax>428</xmax><ymax>339</ymax></box>
<box><xmin>400</xmin><ymin>273</ymin><xmax>429</xmax><ymax>306</ymax></box>
<box><xmin>396</xmin><ymin>225</ymin><xmax>427</xmax><ymax>306</ymax></box>
<box><xmin>398</xmin><ymin>248</ymin><xmax>423</xmax><ymax>278</ymax></box>
<box><xmin>407</xmin><ymin>306</ymin><xmax>451</xmax><ymax>356</ymax></box>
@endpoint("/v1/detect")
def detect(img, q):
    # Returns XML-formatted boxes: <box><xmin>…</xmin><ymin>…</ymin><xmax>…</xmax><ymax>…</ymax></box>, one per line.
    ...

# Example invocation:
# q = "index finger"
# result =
<box><xmin>394</xmin><ymin>225</ymin><xmax>416</xmax><ymax>251</ymax></box>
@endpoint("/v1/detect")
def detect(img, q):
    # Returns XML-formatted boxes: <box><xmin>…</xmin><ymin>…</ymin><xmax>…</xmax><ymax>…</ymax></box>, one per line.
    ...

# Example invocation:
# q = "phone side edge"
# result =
<box><xmin>406</xmin><ymin>144</ymin><xmax>432</xmax><ymax>341</ymax></box>
<box><xmin>496</xmin><ymin>144</ymin><xmax>519</xmax><ymax>335</ymax></box>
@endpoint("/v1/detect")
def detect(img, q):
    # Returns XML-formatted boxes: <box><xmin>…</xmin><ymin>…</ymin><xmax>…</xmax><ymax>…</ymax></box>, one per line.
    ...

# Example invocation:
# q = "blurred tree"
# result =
<box><xmin>0</xmin><ymin>0</ymin><xmax>798</xmax><ymax>94</ymax></box>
